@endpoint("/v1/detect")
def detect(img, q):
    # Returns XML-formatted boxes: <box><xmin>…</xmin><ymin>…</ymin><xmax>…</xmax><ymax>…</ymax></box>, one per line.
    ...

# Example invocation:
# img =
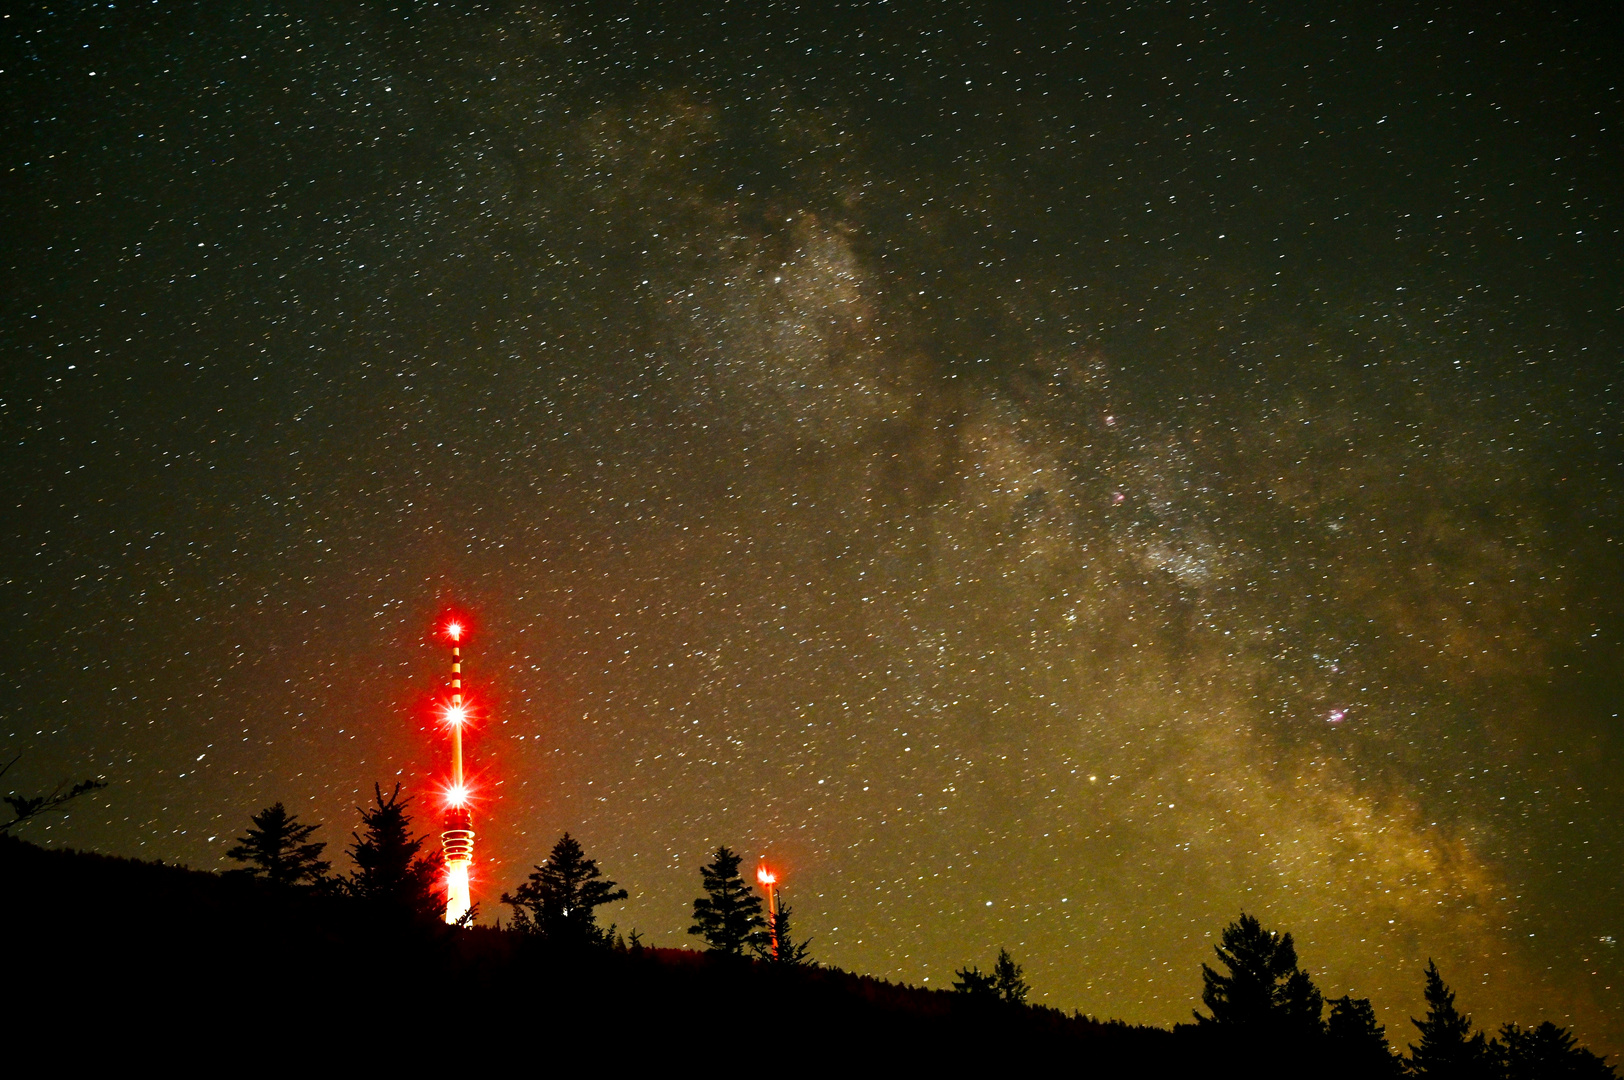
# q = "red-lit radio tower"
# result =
<box><xmin>440</xmin><ymin>619</ymin><xmax>475</xmax><ymax>924</ymax></box>
<box><xmin>757</xmin><ymin>860</ymin><xmax>779</xmax><ymax>958</ymax></box>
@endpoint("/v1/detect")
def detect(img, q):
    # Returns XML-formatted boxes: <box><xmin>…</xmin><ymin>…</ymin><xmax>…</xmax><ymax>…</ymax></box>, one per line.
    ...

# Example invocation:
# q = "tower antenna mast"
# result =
<box><xmin>757</xmin><ymin>860</ymin><xmax>779</xmax><ymax>959</ymax></box>
<box><xmin>441</xmin><ymin>619</ymin><xmax>475</xmax><ymax>924</ymax></box>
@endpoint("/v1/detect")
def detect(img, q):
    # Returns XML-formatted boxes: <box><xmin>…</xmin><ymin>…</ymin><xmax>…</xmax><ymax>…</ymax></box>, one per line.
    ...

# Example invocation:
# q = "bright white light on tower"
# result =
<box><xmin>445</xmin><ymin>782</ymin><xmax>470</xmax><ymax>808</ymax></box>
<box><xmin>446</xmin><ymin>621</ymin><xmax>463</xmax><ymax>641</ymax></box>
<box><xmin>445</xmin><ymin>859</ymin><xmax>471</xmax><ymax>924</ymax></box>
<box><xmin>443</xmin><ymin>703</ymin><xmax>468</xmax><ymax>727</ymax></box>
<box><xmin>757</xmin><ymin>865</ymin><xmax>777</xmax><ymax>887</ymax></box>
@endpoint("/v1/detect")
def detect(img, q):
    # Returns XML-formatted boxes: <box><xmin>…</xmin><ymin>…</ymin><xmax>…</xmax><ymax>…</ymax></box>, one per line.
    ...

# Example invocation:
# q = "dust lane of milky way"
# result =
<box><xmin>1</xmin><ymin>1</ymin><xmax>1619</xmax><ymax>1054</ymax></box>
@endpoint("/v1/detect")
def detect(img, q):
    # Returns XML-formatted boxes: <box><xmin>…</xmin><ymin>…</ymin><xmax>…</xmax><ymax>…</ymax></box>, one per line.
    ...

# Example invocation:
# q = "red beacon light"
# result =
<box><xmin>437</xmin><ymin>611</ymin><xmax>476</xmax><ymax>923</ymax></box>
<box><xmin>756</xmin><ymin>865</ymin><xmax>777</xmax><ymax>888</ymax></box>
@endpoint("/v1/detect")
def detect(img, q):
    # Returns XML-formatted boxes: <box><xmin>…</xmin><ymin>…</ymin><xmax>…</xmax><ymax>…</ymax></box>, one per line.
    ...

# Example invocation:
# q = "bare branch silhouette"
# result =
<box><xmin>1</xmin><ymin>753</ymin><xmax>107</xmax><ymax>834</ymax></box>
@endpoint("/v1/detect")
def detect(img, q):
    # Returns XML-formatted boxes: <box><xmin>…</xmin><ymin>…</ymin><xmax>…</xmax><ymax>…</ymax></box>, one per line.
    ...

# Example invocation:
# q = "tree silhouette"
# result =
<box><xmin>688</xmin><ymin>846</ymin><xmax>765</xmax><ymax>955</ymax></box>
<box><xmin>1196</xmin><ymin>913</ymin><xmax>1324</xmax><ymax>1037</ymax></box>
<box><xmin>1</xmin><ymin>754</ymin><xmax>105</xmax><ymax>834</ymax></box>
<box><xmin>1408</xmin><ymin>960</ymin><xmax>1495</xmax><ymax>1079</ymax></box>
<box><xmin>226</xmin><ymin>802</ymin><xmax>330</xmax><ymax>887</ymax></box>
<box><xmin>1325</xmin><ymin>994</ymin><xmax>1403</xmax><ymax>1078</ymax></box>
<box><xmin>754</xmin><ymin>900</ymin><xmax>813</xmax><ymax>965</ymax></box>
<box><xmin>501</xmin><ymin>832</ymin><xmax>628</xmax><ymax>948</ymax></box>
<box><xmin>993</xmin><ymin>948</ymin><xmax>1029</xmax><ymax>1005</ymax></box>
<box><xmin>1495</xmin><ymin>1021</ymin><xmax>1616</xmax><ymax>1080</ymax></box>
<box><xmin>952</xmin><ymin>964</ymin><xmax>999</xmax><ymax>999</ymax></box>
<box><xmin>346</xmin><ymin>783</ymin><xmax>442</xmax><ymax>922</ymax></box>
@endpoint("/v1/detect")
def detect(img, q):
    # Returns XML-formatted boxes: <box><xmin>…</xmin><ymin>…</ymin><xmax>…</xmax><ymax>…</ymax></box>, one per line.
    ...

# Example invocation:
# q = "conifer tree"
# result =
<box><xmin>501</xmin><ymin>832</ymin><xmax>628</xmax><ymax>948</ymax></box>
<box><xmin>1495</xmin><ymin>1021</ymin><xmax>1615</xmax><ymax>1080</ymax></box>
<box><xmin>688</xmin><ymin>846</ymin><xmax>765</xmax><ymax>955</ymax></box>
<box><xmin>754</xmin><ymin>901</ymin><xmax>814</xmax><ymax>965</ymax></box>
<box><xmin>226</xmin><ymin>802</ymin><xmax>330</xmax><ymax>887</ymax></box>
<box><xmin>992</xmin><ymin>948</ymin><xmax>1029</xmax><ymax>1005</ymax></box>
<box><xmin>1196</xmin><ymin>913</ymin><xmax>1324</xmax><ymax>1036</ymax></box>
<box><xmin>346</xmin><ymin>783</ymin><xmax>442</xmax><ymax>922</ymax></box>
<box><xmin>1408</xmin><ymin>960</ymin><xmax>1496</xmax><ymax>1079</ymax></box>
<box><xmin>1326</xmin><ymin>995</ymin><xmax>1403</xmax><ymax>1078</ymax></box>
<box><xmin>952</xmin><ymin>964</ymin><xmax>999</xmax><ymax>999</ymax></box>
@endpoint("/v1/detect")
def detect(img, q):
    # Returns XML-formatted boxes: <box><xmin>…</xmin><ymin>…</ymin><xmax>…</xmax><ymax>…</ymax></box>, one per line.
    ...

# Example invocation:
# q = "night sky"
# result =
<box><xmin>3</xmin><ymin>0</ymin><xmax>1620</xmax><ymax>1053</ymax></box>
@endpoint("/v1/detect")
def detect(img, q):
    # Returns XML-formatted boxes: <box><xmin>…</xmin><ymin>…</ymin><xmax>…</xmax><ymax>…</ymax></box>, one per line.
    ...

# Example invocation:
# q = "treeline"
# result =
<box><xmin>1157</xmin><ymin>913</ymin><xmax>1616</xmax><ymax>1079</ymax></box>
<box><xmin>224</xmin><ymin>793</ymin><xmax>1613</xmax><ymax>1077</ymax></box>
<box><xmin>226</xmin><ymin>793</ymin><xmax>814</xmax><ymax>962</ymax></box>
<box><xmin>226</xmin><ymin>786</ymin><xmax>443</xmax><ymax>923</ymax></box>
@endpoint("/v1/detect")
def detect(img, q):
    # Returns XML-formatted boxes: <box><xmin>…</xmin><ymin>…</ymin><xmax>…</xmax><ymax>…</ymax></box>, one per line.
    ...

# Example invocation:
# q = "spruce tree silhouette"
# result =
<box><xmin>1494</xmin><ymin>1021</ymin><xmax>1616</xmax><ymax>1080</ymax></box>
<box><xmin>754</xmin><ymin>900</ymin><xmax>814</xmax><ymax>965</ymax></box>
<box><xmin>1407</xmin><ymin>960</ymin><xmax>1496</xmax><ymax>1079</ymax></box>
<box><xmin>1325</xmin><ymin>995</ymin><xmax>1403</xmax><ymax>1078</ymax></box>
<box><xmin>346</xmin><ymin>783</ymin><xmax>442</xmax><ymax>922</ymax></box>
<box><xmin>688</xmin><ymin>846</ymin><xmax>765</xmax><ymax>955</ymax></box>
<box><xmin>952</xmin><ymin>963</ymin><xmax>999</xmax><ymax>999</ymax></box>
<box><xmin>992</xmin><ymin>948</ymin><xmax>1029</xmax><ymax>1005</ymax></box>
<box><xmin>1196</xmin><ymin>913</ymin><xmax>1324</xmax><ymax>1038</ymax></box>
<box><xmin>226</xmin><ymin>802</ymin><xmax>330</xmax><ymax>887</ymax></box>
<box><xmin>501</xmin><ymin>833</ymin><xmax>628</xmax><ymax>948</ymax></box>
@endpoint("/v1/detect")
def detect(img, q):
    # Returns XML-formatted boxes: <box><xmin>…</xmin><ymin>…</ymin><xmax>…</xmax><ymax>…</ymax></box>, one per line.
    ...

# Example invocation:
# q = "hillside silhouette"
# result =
<box><xmin>2</xmin><ymin>834</ymin><xmax>1176</xmax><ymax>1069</ymax></box>
<box><xmin>7</xmin><ymin>829</ymin><xmax>1612</xmax><ymax>1075</ymax></box>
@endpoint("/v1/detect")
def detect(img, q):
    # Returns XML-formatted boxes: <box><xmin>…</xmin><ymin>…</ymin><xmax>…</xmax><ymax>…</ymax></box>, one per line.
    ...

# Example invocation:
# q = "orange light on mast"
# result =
<box><xmin>757</xmin><ymin>860</ymin><xmax>780</xmax><ymax>959</ymax></box>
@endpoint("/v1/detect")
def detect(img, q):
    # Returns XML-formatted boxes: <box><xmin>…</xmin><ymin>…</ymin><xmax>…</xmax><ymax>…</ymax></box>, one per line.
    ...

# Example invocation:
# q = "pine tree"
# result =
<box><xmin>1326</xmin><ymin>995</ymin><xmax>1403</xmax><ymax>1078</ymax></box>
<box><xmin>952</xmin><ymin>964</ymin><xmax>999</xmax><ymax>999</ymax></box>
<box><xmin>500</xmin><ymin>833</ymin><xmax>628</xmax><ymax>948</ymax></box>
<box><xmin>992</xmin><ymin>948</ymin><xmax>1029</xmax><ymax>1004</ymax></box>
<box><xmin>346</xmin><ymin>783</ymin><xmax>442</xmax><ymax>922</ymax></box>
<box><xmin>226</xmin><ymin>802</ymin><xmax>330</xmax><ymax>887</ymax></box>
<box><xmin>1196</xmin><ymin>913</ymin><xmax>1324</xmax><ymax>1036</ymax></box>
<box><xmin>688</xmin><ymin>846</ymin><xmax>765</xmax><ymax>955</ymax></box>
<box><xmin>754</xmin><ymin>901</ymin><xmax>814</xmax><ymax>965</ymax></box>
<box><xmin>1495</xmin><ymin>1021</ymin><xmax>1616</xmax><ymax>1080</ymax></box>
<box><xmin>1408</xmin><ymin>960</ymin><xmax>1496</xmax><ymax>1079</ymax></box>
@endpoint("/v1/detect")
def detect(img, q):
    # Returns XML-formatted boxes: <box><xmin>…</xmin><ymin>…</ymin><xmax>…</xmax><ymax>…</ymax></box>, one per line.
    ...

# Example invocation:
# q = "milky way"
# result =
<box><xmin>3</xmin><ymin>1</ymin><xmax>1619</xmax><ymax>1052</ymax></box>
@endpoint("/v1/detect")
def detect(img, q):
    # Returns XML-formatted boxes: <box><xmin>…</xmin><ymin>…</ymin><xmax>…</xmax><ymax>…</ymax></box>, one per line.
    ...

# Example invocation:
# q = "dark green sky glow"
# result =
<box><xmin>3</xmin><ymin>0</ymin><xmax>1619</xmax><ymax>1053</ymax></box>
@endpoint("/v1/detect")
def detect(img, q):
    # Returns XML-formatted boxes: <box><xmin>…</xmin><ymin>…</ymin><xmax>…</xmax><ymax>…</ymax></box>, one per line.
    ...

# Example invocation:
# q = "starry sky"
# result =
<box><xmin>3</xmin><ymin>0</ymin><xmax>1620</xmax><ymax>1053</ymax></box>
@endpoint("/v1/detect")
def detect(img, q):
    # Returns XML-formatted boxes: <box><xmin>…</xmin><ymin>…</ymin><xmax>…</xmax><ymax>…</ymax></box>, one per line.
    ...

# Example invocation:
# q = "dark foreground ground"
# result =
<box><xmin>3</xmin><ymin>835</ymin><xmax>1199</xmax><ymax>1071</ymax></box>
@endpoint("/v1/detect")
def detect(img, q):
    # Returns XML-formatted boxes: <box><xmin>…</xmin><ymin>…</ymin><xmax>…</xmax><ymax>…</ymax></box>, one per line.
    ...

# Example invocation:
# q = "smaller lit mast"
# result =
<box><xmin>756</xmin><ymin>860</ymin><xmax>779</xmax><ymax>959</ymax></box>
<box><xmin>440</xmin><ymin>620</ymin><xmax>475</xmax><ymax>924</ymax></box>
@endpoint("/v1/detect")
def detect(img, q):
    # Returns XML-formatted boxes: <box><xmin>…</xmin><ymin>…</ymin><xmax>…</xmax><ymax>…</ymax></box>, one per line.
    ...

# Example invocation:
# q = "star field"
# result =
<box><xmin>2</xmin><ymin>0</ymin><xmax>1619</xmax><ymax>1054</ymax></box>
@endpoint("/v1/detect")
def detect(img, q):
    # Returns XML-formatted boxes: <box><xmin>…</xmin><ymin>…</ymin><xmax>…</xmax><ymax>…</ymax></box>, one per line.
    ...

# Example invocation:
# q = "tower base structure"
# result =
<box><xmin>442</xmin><ymin>811</ymin><xmax>475</xmax><ymax>924</ymax></box>
<box><xmin>444</xmin><ymin>855</ymin><xmax>472</xmax><ymax>924</ymax></box>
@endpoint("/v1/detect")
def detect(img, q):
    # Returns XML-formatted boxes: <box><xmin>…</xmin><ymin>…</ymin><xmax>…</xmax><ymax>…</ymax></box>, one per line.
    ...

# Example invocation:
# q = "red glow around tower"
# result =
<box><xmin>437</xmin><ymin>607</ymin><xmax>476</xmax><ymax>644</ymax></box>
<box><xmin>437</xmin><ymin>608</ymin><xmax>478</xmax><ymax>924</ymax></box>
<box><xmin>757</xmin><ymin>859</ymin><xmax>780</xmax><ymax>958</ymax></box>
